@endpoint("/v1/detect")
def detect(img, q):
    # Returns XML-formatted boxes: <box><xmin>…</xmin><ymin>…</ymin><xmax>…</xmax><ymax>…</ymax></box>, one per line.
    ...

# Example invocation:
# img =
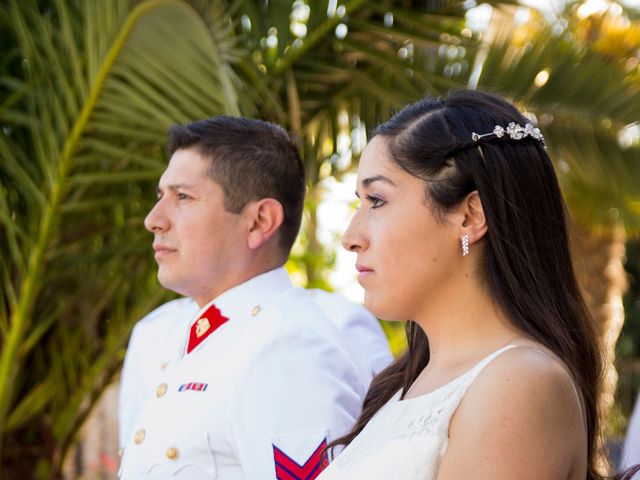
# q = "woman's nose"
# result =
<box><xmin>341</xmin><ymin>213</ymin><xmax>366</xmax><ymax>252</ymax></box>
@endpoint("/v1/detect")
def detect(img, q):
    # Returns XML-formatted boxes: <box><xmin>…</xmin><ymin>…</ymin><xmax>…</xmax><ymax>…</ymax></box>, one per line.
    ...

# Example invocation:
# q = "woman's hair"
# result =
<box><xmin>330</xmin><ymin>90</ymin><xmax>636</xmax><ymax>479</ymax></box>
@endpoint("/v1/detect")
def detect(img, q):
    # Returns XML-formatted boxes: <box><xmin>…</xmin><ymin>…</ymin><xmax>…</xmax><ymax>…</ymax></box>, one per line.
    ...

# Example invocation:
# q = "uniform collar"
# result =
<box><xmin>180</xmin><ymin>267</ymin><xmax>293</xmax><ymax>356</ymax></box>
<box><xmin>196</xmin><ymin>267</ymin><xmax>292</xmax><ymax>322</ymax></box>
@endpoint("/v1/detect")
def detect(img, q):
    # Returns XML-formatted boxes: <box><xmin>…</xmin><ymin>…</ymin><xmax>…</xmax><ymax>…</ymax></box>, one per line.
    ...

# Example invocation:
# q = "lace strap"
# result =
<box><xmin>460</xmin><ymin>343</ymin><xmax>519</xmax><ymax>385</ymax></box>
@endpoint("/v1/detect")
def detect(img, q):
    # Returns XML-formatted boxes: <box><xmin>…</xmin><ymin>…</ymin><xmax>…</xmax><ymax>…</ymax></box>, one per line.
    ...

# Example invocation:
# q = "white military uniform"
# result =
<box><xmin>119</xmin><ymin>287</ymin><xmax>392</xmax><ymax>451</ymax></box>
<box><xmin>306</xmin><ymin>289</ymin><xmax>392</xmax><ymax>383</ymax></box>
<box><xmin>621</xmin><ymin>393</ymin><xmax>640</xmax><ymax>470</ymax></box>
<box><xmin>119</xmin><ymin>268</ymin><xmax>367</xmax><ymax>479</ymax></box>
<box><xmin>119</xmin><ymin>296</ymin><xmax>198</xmax><ymax>449</ymax></box>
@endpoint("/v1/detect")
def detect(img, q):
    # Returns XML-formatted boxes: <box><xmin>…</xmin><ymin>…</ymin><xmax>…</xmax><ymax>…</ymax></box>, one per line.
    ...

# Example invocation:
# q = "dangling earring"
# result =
<box><xmin>461</xmin><ymin>235</ymin><xmax>470</xmax><ymax>256</ymax></box>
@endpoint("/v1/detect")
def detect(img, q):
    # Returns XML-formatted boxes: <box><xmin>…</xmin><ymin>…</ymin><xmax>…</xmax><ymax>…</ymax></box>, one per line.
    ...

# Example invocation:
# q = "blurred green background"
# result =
<box><xmin>1</xmin><ymin>0</ymin><xmax>639</xmax><ymax>477</ymax></box>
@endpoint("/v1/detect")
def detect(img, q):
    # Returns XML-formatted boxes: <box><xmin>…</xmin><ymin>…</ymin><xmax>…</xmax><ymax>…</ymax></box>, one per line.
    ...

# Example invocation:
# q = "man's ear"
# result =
<box><xmin>246</xmin><ymin>198</ymin><xmax>285</xmax><ymax>250</ymax></box>
<box><xmin>460</xmin><ymin>191</ymin><xmax>487</xmax><ymax>245</ymax></box>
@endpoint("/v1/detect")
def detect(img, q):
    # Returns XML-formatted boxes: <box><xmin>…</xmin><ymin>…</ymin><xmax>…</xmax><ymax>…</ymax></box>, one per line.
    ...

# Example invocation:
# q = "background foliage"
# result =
<box><xmin>1</xmin><ymin>0</ymin><xmax>639</xmax><ymax>477</ymax></box>
<box><xmin>621</xmin><ymin>240</ymin><xmax>640</xmax><ymax>356</ymax></box>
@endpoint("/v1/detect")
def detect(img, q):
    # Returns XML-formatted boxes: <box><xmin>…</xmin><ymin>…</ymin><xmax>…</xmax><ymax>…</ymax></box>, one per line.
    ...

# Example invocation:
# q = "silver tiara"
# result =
<box><xmin>471</xmin><ymin>122</ymin><xmax>545</xmax><ymax>145</ymax></box>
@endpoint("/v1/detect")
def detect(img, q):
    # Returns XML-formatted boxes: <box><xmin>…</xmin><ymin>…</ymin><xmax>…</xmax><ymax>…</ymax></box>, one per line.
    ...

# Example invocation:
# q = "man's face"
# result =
<box><xmin>144</xmin><ymin>148</ymin><xmax>247</xmax><ymax>306</ymax></box>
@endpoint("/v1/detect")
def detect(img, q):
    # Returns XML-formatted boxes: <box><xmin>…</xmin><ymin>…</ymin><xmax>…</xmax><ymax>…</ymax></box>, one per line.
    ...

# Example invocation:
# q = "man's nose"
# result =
<box><xmin>144</xmin><ymin>198</ymin><xmax>169</xmax><ymax>233</ymax></box>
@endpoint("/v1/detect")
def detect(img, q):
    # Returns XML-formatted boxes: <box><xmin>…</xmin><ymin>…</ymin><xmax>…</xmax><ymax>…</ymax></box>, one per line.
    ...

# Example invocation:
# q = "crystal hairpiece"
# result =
<box><xmin>471</xmin><ymin>122</ymin><xmax>545</xmax><ymax>145</ymax></box>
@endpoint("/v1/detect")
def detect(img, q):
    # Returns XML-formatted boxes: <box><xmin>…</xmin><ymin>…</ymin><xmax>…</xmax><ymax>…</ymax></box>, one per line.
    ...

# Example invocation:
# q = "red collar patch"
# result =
<box><xmin>187</xmin><ymin>304</ymin><xmax>228</xmax><ymax>354</ymax></box>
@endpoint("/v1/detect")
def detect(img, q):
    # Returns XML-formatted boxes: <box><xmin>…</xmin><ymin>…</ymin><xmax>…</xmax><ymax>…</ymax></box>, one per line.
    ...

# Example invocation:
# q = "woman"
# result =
<box><xmin>318</xmin><ymin>90</ymin><xmax>638</xmax><ymax>479</ymax></box>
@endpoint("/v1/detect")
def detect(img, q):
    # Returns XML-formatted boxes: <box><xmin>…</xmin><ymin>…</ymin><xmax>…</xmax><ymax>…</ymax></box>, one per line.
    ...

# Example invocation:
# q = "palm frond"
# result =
<box><xmin>477</xmin><ymin>19</ymin><xmax>640</xmax><ymax>234</ymax></box>
<box><xmin>0</xmin><ymin>0</ymin><xmax>242</xmax><ymax>471</ymax></box>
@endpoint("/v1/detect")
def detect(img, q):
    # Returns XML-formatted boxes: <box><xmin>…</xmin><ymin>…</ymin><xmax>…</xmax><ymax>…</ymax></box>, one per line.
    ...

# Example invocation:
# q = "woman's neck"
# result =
<box><xmin>413</xmin><ymin>276</ymin><xmax>519</xmax><ymax>370</ymax></box>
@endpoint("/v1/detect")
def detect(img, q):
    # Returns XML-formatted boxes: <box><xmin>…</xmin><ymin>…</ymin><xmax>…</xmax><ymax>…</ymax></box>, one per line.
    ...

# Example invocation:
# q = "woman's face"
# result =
<box><xmin>342</xmin><ymin>136</ymin><xmax>462</xmax><ymax>321</ymax></box>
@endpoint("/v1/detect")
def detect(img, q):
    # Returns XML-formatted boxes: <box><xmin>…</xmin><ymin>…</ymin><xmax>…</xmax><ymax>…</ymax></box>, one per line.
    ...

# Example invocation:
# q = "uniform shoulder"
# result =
<box><xmin>268</xmin><ymin>288</ymin><xmax>335</xmax><ymax>328</ymax></box>
<box><xmin>307</xmin><ymin>289</ymin><xmax>375</xmax><ymax>328</ymax></box>
<box><xmin>231</xmin><ymin>289</ymin><xmax>366</xmax><ymax>396</ymax></box>
<box><xmin>307</xmin><ymin>289</ymin><xmax>359</xmax><ymax>311</ymax></box>
<box><xmin>247</xmin><ymin>288</ymin><xmax>348</xmax><ymax>355</ymax></box>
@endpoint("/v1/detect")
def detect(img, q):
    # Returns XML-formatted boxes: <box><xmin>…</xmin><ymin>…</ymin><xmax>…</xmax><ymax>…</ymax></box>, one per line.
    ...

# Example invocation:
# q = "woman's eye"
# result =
<box><xmin>367</xmin><ymin>195</ymin><xmax>385</xmax><ymax>208</ymax></box>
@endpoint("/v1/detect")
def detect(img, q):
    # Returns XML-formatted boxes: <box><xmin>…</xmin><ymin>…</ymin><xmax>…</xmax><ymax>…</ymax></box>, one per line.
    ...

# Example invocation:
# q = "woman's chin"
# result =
<box><xmin>364</xmin><ymin>294</ymin><xmax>406</xmax><ymax>322</ymax></box>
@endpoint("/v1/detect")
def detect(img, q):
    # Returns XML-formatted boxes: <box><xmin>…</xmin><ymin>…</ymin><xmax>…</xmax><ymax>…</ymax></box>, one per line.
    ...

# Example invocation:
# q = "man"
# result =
<box><xmin>305</xmin><ymin>289</ymin><xmax>392</xmax><ymax>382</ymax></box>
<box><xmin>118</xmin><ymin>292</ymin><xmax>393</xmax><ymax>450</ymax></box>
<box><xmin>621</xmin><ymin>393</ymin><xmax>640</xmax><ymax>470</ymax></box>
<box><xmin>118</xmin><ymin>117</ymin><xmax>366</xmax><ymax>479</ymax></box>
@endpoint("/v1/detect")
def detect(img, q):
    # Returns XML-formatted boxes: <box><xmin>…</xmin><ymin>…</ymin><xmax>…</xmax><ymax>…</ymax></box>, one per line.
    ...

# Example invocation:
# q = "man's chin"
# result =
<box><xmin>157</xmin><ymin>272</ymin><xmax>183</xmax><ymax>295</ymax></box>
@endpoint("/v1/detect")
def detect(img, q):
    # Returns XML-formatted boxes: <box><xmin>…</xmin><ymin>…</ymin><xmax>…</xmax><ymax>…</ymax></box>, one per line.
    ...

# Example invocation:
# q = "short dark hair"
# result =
<box><xmin>167</xmin><ymin>116</ymin><xmax>305</xmax><ymax>258</ymax></box>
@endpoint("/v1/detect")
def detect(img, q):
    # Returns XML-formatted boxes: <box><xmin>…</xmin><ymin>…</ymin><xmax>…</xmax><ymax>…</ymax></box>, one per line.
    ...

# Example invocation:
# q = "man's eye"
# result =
<box><xmin>177</xmin><ymin>193</ymin><xmax>189</xmax><ymax>200</ymax></box>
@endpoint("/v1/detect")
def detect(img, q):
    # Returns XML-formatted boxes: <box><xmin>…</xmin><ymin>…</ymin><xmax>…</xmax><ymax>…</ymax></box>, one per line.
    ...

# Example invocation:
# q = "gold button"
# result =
<box><xmin>166</xmin><ymin>447</ymin><xmax>180</xmax><ymax>460</ymax></box>
<box><xmin>156</xmin><ymin>383</ymin><xmax>168</xmax><ymax>398</ymax></box>
<box><xmin>251</xmin><ymin>305</ymin><xmax>261</xmax><ymax>316</ymax></box>
<box><xmin>134</xmin><ymin>429</ymin><xmax>145</xmax><ymax>444</ymax></box>
<box><xmin>160</xmin><ymin>361</ymin><xmax>168</xmax><ymax>370</ymax></box>
<box><xmin>118</xmin><ymin>448</ymin><xmax>124</xmax><ymax>458</ymax></box>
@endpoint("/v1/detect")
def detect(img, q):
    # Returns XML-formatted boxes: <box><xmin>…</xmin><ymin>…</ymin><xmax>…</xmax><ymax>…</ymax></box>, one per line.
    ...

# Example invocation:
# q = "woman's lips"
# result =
<box><xmin>356</xmin><ymin>264</ymin><xmax>374</xmax><ymax>280</ymax></box>
<box><xmin>153</xmin><ymin>244</ymin><xmax>176</xmax><ymax>259</ymax></box>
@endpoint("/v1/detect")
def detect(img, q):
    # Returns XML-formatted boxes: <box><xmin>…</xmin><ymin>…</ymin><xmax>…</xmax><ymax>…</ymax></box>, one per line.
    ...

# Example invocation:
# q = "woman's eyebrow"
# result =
<box><xmin>361</xmin><ymin>174</ymin><xmax>397</xmax><ymax>188</ymax></box>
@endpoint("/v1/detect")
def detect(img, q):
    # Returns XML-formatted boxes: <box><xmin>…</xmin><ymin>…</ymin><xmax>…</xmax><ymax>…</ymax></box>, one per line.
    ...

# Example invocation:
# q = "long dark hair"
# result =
<box><xmin>330</xmin><ymin>90</ymin><xmax>637</xmax><ymax>479</ymax></box>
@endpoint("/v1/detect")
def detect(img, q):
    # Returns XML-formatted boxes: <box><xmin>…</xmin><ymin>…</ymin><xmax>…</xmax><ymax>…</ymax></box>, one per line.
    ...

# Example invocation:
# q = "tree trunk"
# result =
<box><xmin>572</xmin><ymin>222</ymin><xmax>627</xmax><ymax>471</ymax></box>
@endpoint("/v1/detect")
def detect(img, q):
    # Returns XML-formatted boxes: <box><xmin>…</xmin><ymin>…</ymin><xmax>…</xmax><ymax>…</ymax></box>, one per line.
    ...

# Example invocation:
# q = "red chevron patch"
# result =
<box><xmin>273</xmin><ymin>438</ymin><xmax>329</xmax><ymax>480</ymax></box>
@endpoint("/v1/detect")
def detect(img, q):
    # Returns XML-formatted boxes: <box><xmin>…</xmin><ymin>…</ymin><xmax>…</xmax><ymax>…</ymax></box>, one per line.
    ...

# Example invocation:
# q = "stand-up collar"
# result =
<box><xmin>180</xmin><ymin>267</ymin><xmax>293</xmax><ymax>356</ymax></box>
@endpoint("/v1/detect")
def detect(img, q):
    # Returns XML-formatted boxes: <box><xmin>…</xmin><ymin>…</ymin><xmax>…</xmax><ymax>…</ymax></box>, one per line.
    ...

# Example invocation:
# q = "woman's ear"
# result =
<box><xmin>460</xmin><ymin>191</ymin><xmax>487</xmax><ymax>245</ymax></box>
<box><xmin>246</xmin><ymin>198</ymin><xmax>285</xmax><ymax>250</ymax></box>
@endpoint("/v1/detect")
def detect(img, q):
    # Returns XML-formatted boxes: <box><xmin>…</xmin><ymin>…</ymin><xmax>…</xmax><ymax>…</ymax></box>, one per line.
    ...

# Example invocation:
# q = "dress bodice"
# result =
<box><xmin>318</xmin><ymin>344</ymin><xmax>518</xmax><ymax>480</ymax></box>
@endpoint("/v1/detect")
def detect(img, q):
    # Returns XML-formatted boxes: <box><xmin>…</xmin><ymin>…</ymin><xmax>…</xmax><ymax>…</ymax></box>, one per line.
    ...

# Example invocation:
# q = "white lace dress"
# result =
<box><xmin>318</xmin><ymin>345</ymin><xmax>517</xmax><ymax>480</ymax></box>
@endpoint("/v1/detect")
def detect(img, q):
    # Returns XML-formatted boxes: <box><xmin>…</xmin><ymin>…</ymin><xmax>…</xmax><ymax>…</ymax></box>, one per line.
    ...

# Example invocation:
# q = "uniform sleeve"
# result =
<box><xmin>622</xmin><ymin>393</ymin><xmax>640</xmax><ymax>469</ymax></box>
<box><xmin>118</xmin><ymin>321</ymin><xmax>148</xmax><ymax>448</ymax></box>
<box><xmin>227</xmin><ymin>328</ymin><xmax>366</xmax><ymax>480</ymax></box>
<box><xmin>340</xmin><ymin>304</ymin><xmax>394</xmax><ymax>380</ymax></box>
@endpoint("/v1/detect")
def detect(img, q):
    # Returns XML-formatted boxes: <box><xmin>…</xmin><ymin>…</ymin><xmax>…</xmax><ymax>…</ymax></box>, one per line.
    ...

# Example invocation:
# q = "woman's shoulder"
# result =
<box><xmin>437</xmin><ymin>342</ymin><xmax>586</xmax><ymax>479</ymax></box>
<box><xmin>487</xmin><ymin>341</ymin><xmax>573</xmax><ymax>378</ymax></box>
<box><xmin>466</xmin><ymin>342</ymin><xmax>581</xmax><ymax>419</ymax></box>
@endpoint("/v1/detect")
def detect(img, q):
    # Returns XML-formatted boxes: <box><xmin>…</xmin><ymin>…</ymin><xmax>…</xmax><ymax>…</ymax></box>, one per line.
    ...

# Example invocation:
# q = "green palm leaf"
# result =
<box><xmin>0</xmin><ymin>0</ymin><xmax>241</xmax><ymax>472</ymax></box>
<box><xmin>477</xmin><ymin>19</ymin><xmax>640</xmax><ymax>234</ymax></box>
<box><xmin>235</xmin><ymin>0</ymin><xmax>483</xmax><ymax>181</ymax></box>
